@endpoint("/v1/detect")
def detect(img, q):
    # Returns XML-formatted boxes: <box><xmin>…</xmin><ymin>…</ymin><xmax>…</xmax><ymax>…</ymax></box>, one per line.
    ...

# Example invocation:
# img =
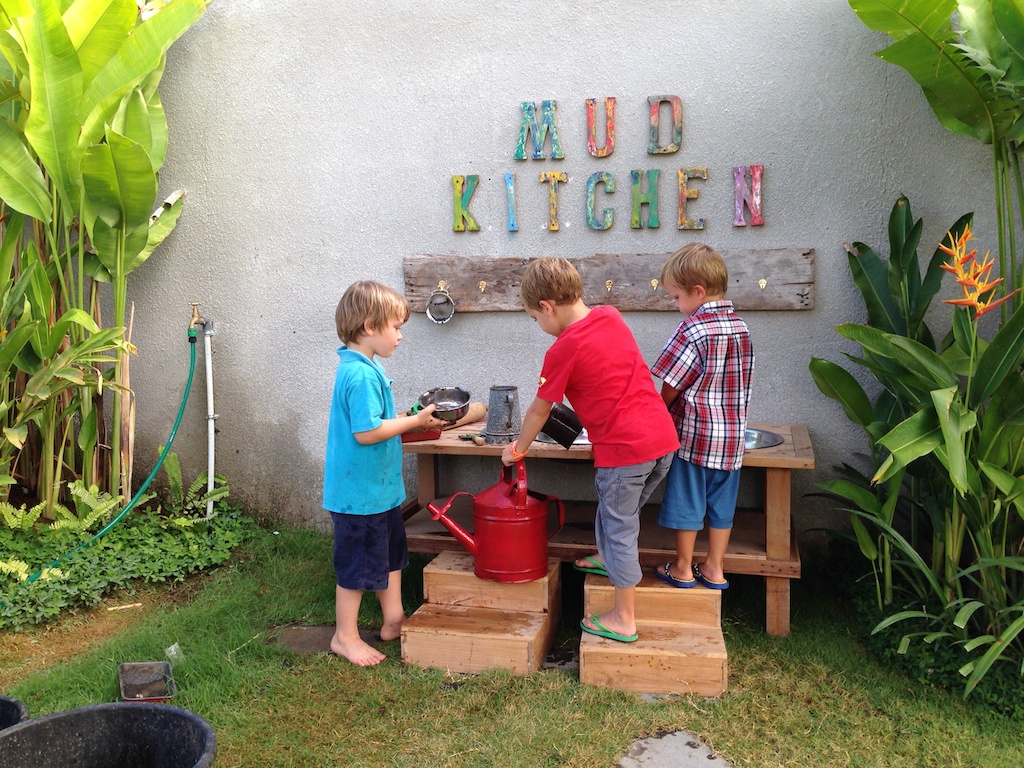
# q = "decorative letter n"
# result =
<box><xmin>732</xmin><ymin>165</ymin><xmax>764</xmax><ymax>227</ymax></box>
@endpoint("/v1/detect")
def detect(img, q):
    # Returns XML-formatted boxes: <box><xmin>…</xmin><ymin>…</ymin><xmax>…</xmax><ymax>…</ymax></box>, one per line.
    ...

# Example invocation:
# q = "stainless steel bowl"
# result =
<box><xmin>745</xmin><ymin>428</ymin><xmax>784</xmax><ymax>450</ymax></box>
<box><xmin>417</xmin><ymin>387</ymin><xmax>470</xmax><ymax>423</ymax></box>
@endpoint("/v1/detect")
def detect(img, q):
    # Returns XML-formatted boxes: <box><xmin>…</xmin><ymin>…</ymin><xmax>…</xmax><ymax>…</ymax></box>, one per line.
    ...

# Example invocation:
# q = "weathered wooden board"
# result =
<box><xmin>404</xmin><ymin>249</ymin><xmax>814</xmax><ymax>313</ymax></box>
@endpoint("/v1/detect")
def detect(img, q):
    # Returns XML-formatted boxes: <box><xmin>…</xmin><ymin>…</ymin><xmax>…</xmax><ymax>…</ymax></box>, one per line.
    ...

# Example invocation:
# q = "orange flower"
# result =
<box><xmin>940</xmin><ymin>224</ymin><xmax>1019</xmax><ymax>316</ymax></box>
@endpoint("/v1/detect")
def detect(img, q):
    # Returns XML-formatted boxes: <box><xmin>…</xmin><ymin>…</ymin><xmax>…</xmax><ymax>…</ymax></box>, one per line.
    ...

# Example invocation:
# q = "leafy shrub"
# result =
<box><xmin>0</xmin><ymin>501</ymin><xmax>254</xmax><ymax>630</ymax></box>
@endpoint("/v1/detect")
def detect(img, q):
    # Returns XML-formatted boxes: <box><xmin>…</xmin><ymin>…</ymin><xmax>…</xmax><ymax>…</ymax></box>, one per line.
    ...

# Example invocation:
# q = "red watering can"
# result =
<box><xmin>427</xmin><ymin>460</ymin><xmax>565</xmax><ymax>583</ymax></box>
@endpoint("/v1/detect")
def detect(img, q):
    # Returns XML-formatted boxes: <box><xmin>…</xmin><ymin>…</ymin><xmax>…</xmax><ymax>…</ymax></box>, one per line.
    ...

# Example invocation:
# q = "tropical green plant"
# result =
<box><xmin>811</xmin><ymin>198</ymin><xmax>1024</xmax><ymax>698</ymax></box>
<box><xmin>0</xmin><ymin>0</ymin><xmax>207</xmax><ymax>507</ymax></box>
<box><xmin>156</xmin><ymin>445</ymin><xmax>228</xmax><ymax>521</ymax></box>
<box><xmin>811</xmin><ymin>196</ymin><xmax>969</xmax><ymax>605</ymax></box>
<box><xmin>849</xmin><ymin>0</ymin><xmax>1024</xmax><ymax>317</ymax></box>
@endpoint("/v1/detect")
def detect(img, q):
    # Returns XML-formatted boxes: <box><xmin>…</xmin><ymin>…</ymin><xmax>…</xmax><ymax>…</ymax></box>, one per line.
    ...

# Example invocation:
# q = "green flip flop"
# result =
<box><xmin>573</xmin><ymin>555</ymin><xmax>608</xmax><ymax>577</ymax></box>
<box><xmin>580</xmin><ymin>615</ymin><xmax>638</xmax><ymax>643</ymax></box>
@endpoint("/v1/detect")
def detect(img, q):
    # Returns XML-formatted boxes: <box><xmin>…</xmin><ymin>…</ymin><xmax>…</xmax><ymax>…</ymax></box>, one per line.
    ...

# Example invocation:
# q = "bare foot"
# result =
<box><xmin>581</xmin><ymin>612</ymin><xmax>636</xmax><ymax>640</ymax></box>
<box><xmin>379</xmin><ymin>615</ymin><xmax>405</xmax><ymax>643</ymax></box>
<box><xmin>330</xmin><ymin>635</ymin><xmax>386</xmax><ymax>666</ymax></box>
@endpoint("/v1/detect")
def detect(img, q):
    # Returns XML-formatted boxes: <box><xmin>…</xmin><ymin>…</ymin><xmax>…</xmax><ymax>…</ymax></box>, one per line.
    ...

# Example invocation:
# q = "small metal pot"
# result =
<box><xmin>417</xmin><ymin>387</ymin><xmax>471</xmax><ymax>423</ymax></box>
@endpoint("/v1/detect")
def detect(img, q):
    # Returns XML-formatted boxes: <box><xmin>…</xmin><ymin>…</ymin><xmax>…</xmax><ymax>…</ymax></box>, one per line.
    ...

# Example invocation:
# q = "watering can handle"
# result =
<box><xmin>510</xmin><ymin>459</ymin><xmax>529</xmax><ymax>506</ymax></box>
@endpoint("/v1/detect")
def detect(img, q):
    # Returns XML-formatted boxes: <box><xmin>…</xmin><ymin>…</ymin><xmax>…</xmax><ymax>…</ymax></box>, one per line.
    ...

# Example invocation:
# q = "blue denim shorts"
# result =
<box><xmin>658</xmin><ymin>456</ymin><xmax>741</xmax><ymax>531</ymax></box>
<box><xmin>330</xmin><ymin>505</ymin><xmax>408</xmax><ymax>591</ymax></box>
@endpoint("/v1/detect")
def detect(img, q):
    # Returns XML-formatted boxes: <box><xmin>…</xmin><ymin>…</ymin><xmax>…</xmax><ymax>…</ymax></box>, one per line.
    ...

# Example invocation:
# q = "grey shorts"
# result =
<box><xmin>593</xmin><ymin>453</ymin><xmax>673</xmax><ymax>588</ymax></box>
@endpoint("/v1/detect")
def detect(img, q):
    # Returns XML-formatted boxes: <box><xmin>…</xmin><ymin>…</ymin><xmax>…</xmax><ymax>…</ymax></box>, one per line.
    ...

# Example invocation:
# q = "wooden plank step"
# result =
<box><xmin>423</xmin><ymin>551</ymin><xmax>560</xmax><ymax>614</ymax></box>
<box><xmin>579</xmin><ymin>623</ymin><xmax>727</xmax><ymax>696</ymax></box>
<box><xmin>401</xmin><ymin>603</ymin><xmax>558</xmax><ymax>675</ymax></box>
<box><xmin>583</xmin><ymin>572</ymin><xmax>721</xmax><ymax>628</ymax></box>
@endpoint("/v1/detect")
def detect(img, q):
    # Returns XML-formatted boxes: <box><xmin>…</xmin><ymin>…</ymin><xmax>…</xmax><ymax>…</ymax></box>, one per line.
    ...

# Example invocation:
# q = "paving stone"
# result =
<box><xmin>618</xmin><ymin>730</ymin><xmax>733</xmax><ymax>768</ymax></box>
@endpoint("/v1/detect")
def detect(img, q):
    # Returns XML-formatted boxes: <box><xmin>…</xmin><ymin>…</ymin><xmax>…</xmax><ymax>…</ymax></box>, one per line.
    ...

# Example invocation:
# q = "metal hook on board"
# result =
<box><xmin>758</xmin><ymin>278</ymin><xmax>768</xmax><ymax>290</ymax></box>
<box><xmin>651</xmin><ymin>278</ymin><xmax>659</xmax><ymax>291</ymax></box>
<box><xmin>479</xmin><ymin>281</ymin><xmax>487</xmax><ymax>293</ymax></box>
<box><xmin>605</xmin><ymin>280</ymin><xmax>613</xmax><ymax>293</ymax></box>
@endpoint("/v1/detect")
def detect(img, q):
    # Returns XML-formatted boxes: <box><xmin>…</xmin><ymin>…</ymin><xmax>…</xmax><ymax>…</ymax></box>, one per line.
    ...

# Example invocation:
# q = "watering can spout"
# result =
<box><xmin>427</xmin><ymin>495</ymin><xmax>477</xmax><ymax>556</ymax></box>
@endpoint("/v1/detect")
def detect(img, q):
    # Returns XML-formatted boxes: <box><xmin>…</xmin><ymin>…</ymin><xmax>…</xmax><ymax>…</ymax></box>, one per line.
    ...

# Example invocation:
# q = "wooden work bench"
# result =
<box><xmin>402</xmin><ymin>421</ymin><xmax>814</xmax><ymax>636</ymax></box>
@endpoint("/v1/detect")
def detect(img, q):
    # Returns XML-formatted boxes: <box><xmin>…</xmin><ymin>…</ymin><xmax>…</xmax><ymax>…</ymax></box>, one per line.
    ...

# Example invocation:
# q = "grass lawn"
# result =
<box><xmin>2</xmin><ymin>524</ymin><xmax>1022</xmax><ymax>767</ymax></box>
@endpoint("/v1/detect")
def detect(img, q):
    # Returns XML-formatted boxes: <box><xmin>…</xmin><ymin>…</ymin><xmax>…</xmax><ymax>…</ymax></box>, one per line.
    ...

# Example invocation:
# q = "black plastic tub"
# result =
<box><xmin>0</xmin><ymin>696</ymin><xmax>29</xmax><ymax>731</ymax></box>
<box><xmin>0</xmin><ymin>702</ymin><xmax>216</xmax><ymax>767</ymax></box>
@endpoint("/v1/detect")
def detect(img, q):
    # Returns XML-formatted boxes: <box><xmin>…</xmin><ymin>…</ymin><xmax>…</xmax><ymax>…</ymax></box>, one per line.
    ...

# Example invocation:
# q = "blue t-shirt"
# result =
<box><xmin>322</xmin><ymin>347</ymin><xmax>405</xmax><ymax>515</ymax></box>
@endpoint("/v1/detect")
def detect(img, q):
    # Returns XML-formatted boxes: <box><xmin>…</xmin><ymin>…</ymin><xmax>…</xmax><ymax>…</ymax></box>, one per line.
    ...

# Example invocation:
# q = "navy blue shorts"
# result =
<box><xmin>330</xmin><ymin>505</ymin><xmax>408</xmax><ymax>591</ymax></box>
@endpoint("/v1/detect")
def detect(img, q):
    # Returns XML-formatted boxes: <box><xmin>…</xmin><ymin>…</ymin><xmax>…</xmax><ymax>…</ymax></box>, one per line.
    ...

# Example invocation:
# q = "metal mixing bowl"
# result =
<box><xmin>417</xmin><ymin>387</ymin><xmax>470</xmax><ymax>423</ymax></box>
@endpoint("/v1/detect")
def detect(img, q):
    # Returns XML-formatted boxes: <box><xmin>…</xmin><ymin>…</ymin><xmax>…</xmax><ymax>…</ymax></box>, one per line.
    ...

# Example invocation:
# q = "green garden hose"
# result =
<box><xmin>17</xmin><ymin>326</ymin><xmax>199</xmax><ymax>586</ymax></box>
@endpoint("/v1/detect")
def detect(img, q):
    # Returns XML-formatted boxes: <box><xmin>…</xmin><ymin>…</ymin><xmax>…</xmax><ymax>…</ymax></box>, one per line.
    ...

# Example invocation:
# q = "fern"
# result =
<box><xmin>160</xmin><ymin>446</ymin><xmax>184</xmax><ymax>508</ymax></box>
<box><xmin>156</xmin><ymin>446</ymin><xmax>230</xmax><ymax>518</ymax></box>
<box><xmin>49</xmin><ymin>482</ymin><xmax>123</xmax><ymax>532</ymax></box>
<box><xmin>0</xmin><ymin>559</ymin><xmax>29</xmax><ymax>580</ymax></box>
<box><xmin>69</xmin><ymin>482</ymin><xmax>122</xmax><ymax>529</ymax></box>
<box><xmin>0</xmin><ymin>501</ymin><xmax>44</xmax><ymax>531</ymax></box>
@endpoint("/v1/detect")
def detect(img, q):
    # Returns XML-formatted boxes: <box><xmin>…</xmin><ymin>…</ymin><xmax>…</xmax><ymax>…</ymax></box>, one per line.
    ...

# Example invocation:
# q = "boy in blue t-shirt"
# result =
<box><xmin>324</xmin><ymin>281</ymin><xmax>444</xmax><ymax>666</ymax></box>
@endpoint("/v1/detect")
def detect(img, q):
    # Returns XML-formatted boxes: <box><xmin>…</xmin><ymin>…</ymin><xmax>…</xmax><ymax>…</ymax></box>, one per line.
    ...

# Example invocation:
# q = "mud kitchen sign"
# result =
<box><xmin>451</xmin><ymin>96</ymin><xmax>764</xmax><ymax>233</ymax></box>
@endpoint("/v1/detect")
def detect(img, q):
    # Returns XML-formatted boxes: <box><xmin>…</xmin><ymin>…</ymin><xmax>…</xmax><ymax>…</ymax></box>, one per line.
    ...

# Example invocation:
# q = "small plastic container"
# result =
<box><xmin>118</xmin><ymin>661</ymin><xmax>177</xmax><ymax>703</ymax></box>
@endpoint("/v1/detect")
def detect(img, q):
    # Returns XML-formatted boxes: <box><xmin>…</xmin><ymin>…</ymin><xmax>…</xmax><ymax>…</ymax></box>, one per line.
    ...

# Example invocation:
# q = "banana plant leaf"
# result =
<box><xmin>930</xmin><ymin>386</ymin><xmax>977</xmax><ymax>494</ymax></box>
<box><xmin>111</xmin><ymin>88</ymin><xmax>155</xmax><ymax>164</ymax></box>
<box><xmin>809</xmin><ymin>357</ymin><xmax>875</xmax><ymax>427</ymax></box>
<box><xmin>969</xmin><ymin>305</ymin><xmax>1024</xmax><ymax>407</ymax></box>
<box><xmin>850</xmin><ymin>0</ymin><xmax>1015</xmax><ymax>143</ymax></box>
<box><xmin>847</xmin><ymin>242</ymin><xmax>902</xmax><ymax>334</ymax></box>
<box><xmin>80</xmin><ymin>129</ymin><xmax>155</xmax><ymax>231</ymax></box>
<box><xmin>873</xmin><ymin>408</ymin><xmax>944</xmax><ymax>483</ymax></box>
<box><xmin>64</xmin><ymin>0</ymin><xmax>136</xmax><ymax>86</ymax></box>
<box><xmin>838</xmin><ymin>323</ymin><xmax>958</xmax><ymax>388</ymax></box>
<box><xmin>78</xmin><ymin>0</ymin><xmax>207</xmax><ymax>145</ymax></box>
<box><xmin>0</xmin><ymin>117</ymin><xmax>51</xmax><ymax>221</ymax></box>
<box><xmin>14</xmin><ymin>0</ymin><xmax>84</xmax><ymax>207</ymax></box>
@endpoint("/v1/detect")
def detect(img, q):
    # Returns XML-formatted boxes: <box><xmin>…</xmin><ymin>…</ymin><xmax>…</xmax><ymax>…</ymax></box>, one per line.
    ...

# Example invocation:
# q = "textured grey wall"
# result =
<box><xmin>128</xmin><ymin>1</ymin><xmax>994</xmax><ymax>542</ymax></box>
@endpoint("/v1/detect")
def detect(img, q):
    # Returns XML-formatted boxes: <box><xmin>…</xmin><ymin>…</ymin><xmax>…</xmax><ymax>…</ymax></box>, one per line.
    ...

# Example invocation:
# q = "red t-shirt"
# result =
<box><xmin>536</xmin><ymin>306</ymin><xmax>679</xmax><ymax>467</ymax></box>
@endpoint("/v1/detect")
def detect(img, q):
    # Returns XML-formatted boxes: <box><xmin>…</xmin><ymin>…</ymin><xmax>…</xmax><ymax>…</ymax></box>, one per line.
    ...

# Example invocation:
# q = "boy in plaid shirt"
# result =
<box><xmin>651</xmin><ymin>244</ymin><xmax>754</xmax><ymax>590</ymax></box>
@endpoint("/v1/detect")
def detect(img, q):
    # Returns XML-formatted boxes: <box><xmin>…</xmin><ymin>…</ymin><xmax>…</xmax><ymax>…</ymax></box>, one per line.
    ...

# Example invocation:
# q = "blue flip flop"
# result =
<box><xmin>580</xmin><ymin>615</ymin><xmax>638</xmax><ymax>643</ymax></box>
<box><xmin>655</xmin><ymin>562</ymin><xmax>697</xmax><ymax>588</ymax></box>
<box><xmin>573</xmin><ymin>555</ymin><xmax>608</xmax><ymax>577</ymax></box>
<box><xmin>693</xmin><ymin>563</ymin><xmax>729</xmax><ymax>590</ymax></box>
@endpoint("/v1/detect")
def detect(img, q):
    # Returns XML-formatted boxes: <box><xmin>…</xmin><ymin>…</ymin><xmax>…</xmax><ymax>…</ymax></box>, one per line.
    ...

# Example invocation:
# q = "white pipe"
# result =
<box><xmin>204</xmin><ymin>320</ymin><xmax>217</xmax><ymax>517</ymax></box>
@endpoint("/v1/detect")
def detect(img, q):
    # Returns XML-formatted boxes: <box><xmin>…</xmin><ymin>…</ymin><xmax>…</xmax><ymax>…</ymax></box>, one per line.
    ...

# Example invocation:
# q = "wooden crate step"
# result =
<box><xmin>583</xmin><ymin>572</ymin><xmax>721</xmax><ymax>628</ymax></box>
<box><xmin>401</xmin><ymin>603</ymin><xmax>558</xmax><ymax>675</ymax></box>
<box><xmin>423</xmin><ymin>551</ymin><xmax>560</xmax><ymax>614</ymax></box>
<box><xmin>579</xmin><ymin>623</ymin><xmax>727</xmax><ymax>696</ymax></box>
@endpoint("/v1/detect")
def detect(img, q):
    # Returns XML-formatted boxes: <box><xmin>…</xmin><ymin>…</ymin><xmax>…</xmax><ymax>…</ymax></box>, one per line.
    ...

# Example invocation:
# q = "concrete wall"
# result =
<box><xmin>130</xmin><ymin>0</ymin><xmax>994</xmax><ymax>541</ymax></box>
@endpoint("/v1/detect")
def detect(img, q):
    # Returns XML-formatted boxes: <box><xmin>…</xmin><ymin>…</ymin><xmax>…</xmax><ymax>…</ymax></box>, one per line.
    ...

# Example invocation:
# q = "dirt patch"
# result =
<box><xmin>0</xmin><ymin>577</ymin><xmax>208</xmax><ymax>691</ymax></box>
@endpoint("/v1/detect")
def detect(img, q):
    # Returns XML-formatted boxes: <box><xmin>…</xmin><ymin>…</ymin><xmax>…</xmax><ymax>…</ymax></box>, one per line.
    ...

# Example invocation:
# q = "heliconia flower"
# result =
<box><xmin>940</xmin><ymin>225</ymin><xmax>1013</xmax><ymax>318</ymax></box>
<box><xmin>976</xmin><ymin>290</ymin><xmax>1021</xmax><ymax>317</ymax></box>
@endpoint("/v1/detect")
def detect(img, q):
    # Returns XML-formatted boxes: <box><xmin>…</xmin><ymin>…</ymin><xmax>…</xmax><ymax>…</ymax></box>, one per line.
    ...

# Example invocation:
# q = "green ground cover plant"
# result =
<box><xmin>4</xmin><ymin>525</ymin><xmax>1024</xmax><ymax>768</ymax></box>
<box><xmin>0</xmin><ymin>500</ymin><xmax>253</xmax><ymax>629</ymax></box>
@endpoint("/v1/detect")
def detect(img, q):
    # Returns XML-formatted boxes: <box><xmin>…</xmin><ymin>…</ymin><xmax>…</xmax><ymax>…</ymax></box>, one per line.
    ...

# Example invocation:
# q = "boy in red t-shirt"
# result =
<box><xmin>501</xmin><ymin>257</ymin><xmax>679</xmax><ymax>643</ymax></box>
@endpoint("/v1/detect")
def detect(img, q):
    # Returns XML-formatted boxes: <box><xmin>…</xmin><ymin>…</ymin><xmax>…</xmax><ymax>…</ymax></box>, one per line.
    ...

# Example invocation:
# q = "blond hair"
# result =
<box><xmin>519</xmin><ymin>257</ymin><xmax>583</xmax><ymax>311</ymax></box>
<box><xmin>335</xmin><ymin>281</ymin><xmax>410</xmax><ymax>344</ymax></box>
<box><xmin>660</xmin><ymin>243</ymin><xmax>728</xmax><ymax>295</ymax></box>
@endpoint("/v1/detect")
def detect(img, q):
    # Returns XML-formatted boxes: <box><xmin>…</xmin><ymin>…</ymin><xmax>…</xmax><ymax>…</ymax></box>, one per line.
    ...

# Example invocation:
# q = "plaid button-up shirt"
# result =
<box><xmin>651</xmin><ymin>300</ymin><xmax>754</xmax><ymax>471</ymax></box>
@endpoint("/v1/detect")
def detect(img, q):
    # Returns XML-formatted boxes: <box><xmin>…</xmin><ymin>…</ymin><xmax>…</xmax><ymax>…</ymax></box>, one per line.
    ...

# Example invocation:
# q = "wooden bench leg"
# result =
<box><xmin>765</xmin><ymin>576</ymin><xmax>790</xmax><ymax>636</ymax></box>
<box><xmin>416</xmin><ymin>454</ymin><xmax>438</xmax><ymax>510</ymax></box>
